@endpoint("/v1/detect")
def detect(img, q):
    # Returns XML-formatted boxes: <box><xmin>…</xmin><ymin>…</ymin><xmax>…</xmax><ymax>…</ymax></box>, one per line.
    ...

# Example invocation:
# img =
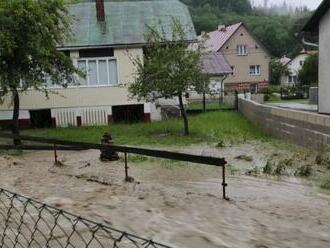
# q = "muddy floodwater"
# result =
<box><xmin>0</xmin><ymin>143</ymin><xmax>330</xmax><ymax>248</ymax></box>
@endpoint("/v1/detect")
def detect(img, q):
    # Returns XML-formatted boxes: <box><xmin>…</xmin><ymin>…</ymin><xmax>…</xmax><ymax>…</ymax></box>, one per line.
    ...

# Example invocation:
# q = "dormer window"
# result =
<box><xmin>237</xmin><ymin>45</ymin><xmax>248</xmax><ymax>56</ymax></box>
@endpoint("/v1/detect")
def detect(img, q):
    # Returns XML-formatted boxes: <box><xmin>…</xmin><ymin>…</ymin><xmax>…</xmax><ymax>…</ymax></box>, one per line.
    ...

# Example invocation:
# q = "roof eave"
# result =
<box><xmin>302</xmin><ymin>0</ymin><xmax>330</xmax><ymax>34</ymax></box>
<box><xmin>57</xmin><ymin>39</ymin><xmax>198</xmax><ymax>51</ymax></box>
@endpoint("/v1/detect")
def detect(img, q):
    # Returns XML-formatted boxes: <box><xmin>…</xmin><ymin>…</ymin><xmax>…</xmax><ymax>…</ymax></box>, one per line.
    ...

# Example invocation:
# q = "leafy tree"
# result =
<box><xmin>129</xmin><ymin>20</ymin><xmax>205</xmax><ymax>135</ymax></box>
<box><xmin>298</xmin><ymin>54</ymin><xmax>319</xmax><ymax>86</ymax></box>
<box><xmin>270</xmin><ymin>59</ymin><xmax>289</xmax><ymax>85</ymax></box>
<box><xmin>0</xmin><ymin>0</ymin><xmax>80</xmax><ymax>144</ymax></box>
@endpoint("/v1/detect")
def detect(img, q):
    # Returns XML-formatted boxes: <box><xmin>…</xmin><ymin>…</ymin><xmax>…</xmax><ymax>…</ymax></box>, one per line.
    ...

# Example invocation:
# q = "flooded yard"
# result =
<box><xmin>0</xmin><ymin>142</ymin><xmax>330</xmax><ymax>248</ymax></box>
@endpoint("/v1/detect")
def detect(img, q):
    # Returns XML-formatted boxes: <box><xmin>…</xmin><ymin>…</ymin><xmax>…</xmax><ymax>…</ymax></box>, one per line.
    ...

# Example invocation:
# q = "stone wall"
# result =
<box><xmin>238</xmin><ymin>97</ymin><xmax>330</xmax><ymax>151</ymax></box>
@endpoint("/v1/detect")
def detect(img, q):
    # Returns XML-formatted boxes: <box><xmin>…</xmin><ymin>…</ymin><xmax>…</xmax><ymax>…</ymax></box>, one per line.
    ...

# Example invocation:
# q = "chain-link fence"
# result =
<box><xmin>0</xmin><ymin>188</ymin><xmax>171</xmax><ymax>248</ymax></box>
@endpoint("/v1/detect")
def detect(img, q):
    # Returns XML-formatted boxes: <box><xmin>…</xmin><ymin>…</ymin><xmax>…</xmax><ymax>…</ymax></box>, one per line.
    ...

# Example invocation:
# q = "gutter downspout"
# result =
<box><xmin>302</xmin><ymin>37</ymin><xmax>319</xmax><ymax>48</ymax></box>
<box><xmin>220</xmin><ymin>74</ymin><xmax>228</xmax><ymax>104</ymax></box>
<box><xmin>301</xmin><ymin>35</ymin><xmax>319</xmax><ymax>113</ymax></box>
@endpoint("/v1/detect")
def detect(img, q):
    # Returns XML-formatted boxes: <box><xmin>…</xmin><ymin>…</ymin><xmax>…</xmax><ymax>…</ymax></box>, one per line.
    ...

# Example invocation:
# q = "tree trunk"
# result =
<box><xmin>178</xmin><ymin>93</ymin><xmax>189</xmax><ymax>136</ymax></box>
<box><xmin>203</xmin><ymin>91</ymin><xmax>206</xmax><ymax>113</ymax></box>
<box><xmin>12</xmin><ymin>89</ymin><xmax>22</xmax><ymax>146</ymax></box>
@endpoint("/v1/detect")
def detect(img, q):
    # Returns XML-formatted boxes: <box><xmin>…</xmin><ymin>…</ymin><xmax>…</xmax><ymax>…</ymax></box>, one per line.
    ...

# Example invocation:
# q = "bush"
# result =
<box><xmin>264</xmin><ymin>94</ymin><xmax>270</xmax><ymax>102</ymax></box>
<box><xmin>263</xmin><ymin>159</ymin><xmax>274</xmax><ymax>175</ymax></box>
<box><xmin>280</xmin><ymin>86</ymin><xmax>306</xmax><ymax>100</ymax></box>
<box><xmin>294</xmin><ymin>164</ymin><xmax>312</xmax><ymax>177</ymax></box>
<box><xmin>320</xmin><ymin>180</ymin><xmax>330</xmax><ymax>189</ymax></box>
<box><xmin>263</xmin><ymin>158</ymin><xmax>291</xmax><ymax>176</ymax></box>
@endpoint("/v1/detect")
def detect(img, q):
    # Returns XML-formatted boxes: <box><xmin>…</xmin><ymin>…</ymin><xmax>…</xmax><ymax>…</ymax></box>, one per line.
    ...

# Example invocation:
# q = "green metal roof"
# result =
<box><xmin>61</xmin><ymin>0</ymin><xmax>196</xmax><ymax>49</ymax></box>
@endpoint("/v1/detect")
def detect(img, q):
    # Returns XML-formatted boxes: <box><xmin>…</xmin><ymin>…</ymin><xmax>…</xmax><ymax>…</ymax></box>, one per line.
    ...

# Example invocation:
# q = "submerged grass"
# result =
<box><xmin>23</xmin><ymin>111</ymin><xmax>270</xmax><ymax>146</ymax></box>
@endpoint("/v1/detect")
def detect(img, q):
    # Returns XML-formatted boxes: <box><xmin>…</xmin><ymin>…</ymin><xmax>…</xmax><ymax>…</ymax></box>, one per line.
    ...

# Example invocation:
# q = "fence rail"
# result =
<box><xmin>0</xmin><ymin>188</ymin><xmax>171</xmax><ymax>248</ymax></box>
<box><xmin>0</xmin><ymin>133</ymin><xmax>226</xmax><ymax>166</ymax></box>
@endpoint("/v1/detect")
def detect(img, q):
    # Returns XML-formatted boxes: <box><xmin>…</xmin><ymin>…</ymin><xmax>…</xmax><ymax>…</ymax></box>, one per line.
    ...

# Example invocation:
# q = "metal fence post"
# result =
<box><xmin>222</xmin><ymin>165</ymin><xmax>228</xmax><ymax>200</ymax></box>
<box><xmin>124</xmin><ymin>150</ymin><xmax>129</xmax><ymax>181</ymax></box>
<box><xmin>54</xmin><ymin>144</ymin><xmax>58</xmax><ymax>164</ymax></box>
<box><xmin>235</xmin><ymin>90</ymin><xmax>239</xmax><ymax>111</ymax></box>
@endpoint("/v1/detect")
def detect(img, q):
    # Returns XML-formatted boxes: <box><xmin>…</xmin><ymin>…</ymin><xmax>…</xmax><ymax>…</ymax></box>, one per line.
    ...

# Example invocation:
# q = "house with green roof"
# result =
<box><xmin>0</xmin><ymin>0</ymin><xmax>196</xmax><ymax>128</ymax></box>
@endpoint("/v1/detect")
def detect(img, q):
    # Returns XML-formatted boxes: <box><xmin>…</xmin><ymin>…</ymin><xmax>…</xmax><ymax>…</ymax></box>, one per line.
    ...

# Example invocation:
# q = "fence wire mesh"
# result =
<box><xmin>0</xmin><ymin>188</ymin><xmax>171</xmax><ymax>248</ymax></box>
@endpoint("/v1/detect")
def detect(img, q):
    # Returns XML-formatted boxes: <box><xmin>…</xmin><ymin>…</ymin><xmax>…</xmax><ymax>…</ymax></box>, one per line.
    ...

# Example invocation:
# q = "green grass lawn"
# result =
<box><xmin>22</xmin><ymin>111</ymin><xmax>269</xmax><ymax>146</ymax></box>
<box><xmin>265</xmin><ymin>94</ymin><xmax>309</xmax><ymax>104</ymax></box>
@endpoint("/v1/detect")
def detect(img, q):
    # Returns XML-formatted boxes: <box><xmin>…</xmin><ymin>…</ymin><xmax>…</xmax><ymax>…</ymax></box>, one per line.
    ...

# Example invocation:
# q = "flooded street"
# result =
<box><xmin>0</xmin><ymin>147</ymin><xmax>330</xmax><ymax>248</ymax></box>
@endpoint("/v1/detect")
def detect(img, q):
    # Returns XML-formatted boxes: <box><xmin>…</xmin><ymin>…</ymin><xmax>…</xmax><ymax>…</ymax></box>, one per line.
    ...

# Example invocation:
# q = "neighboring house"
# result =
<box><xmin>280</xmin><ymin>51</ymin><xmax>316</xmax><ymax>86</ymax></box>
<box><xmin>201</xmin><ymin>23</ymin><xmax>271</xmax><ymax>92</ymax></box>
<box><xmin>302</xmin><ymin>0</ymin><xmax>329</xmax><ymax>114</ymax></box>
<box><xmin>0</xmin><ymin>0</ymin><xmax>196</xmax><ymax>128</ymax></box>
<box><xmin>201</xmin><ymin>52</ymin><xmax>233</xmax><ymax>96</ymax></box>
<box><xmin>187</xmin><ymin>52</ymin><xmax>233</xmax><ymax>100</ymax></box>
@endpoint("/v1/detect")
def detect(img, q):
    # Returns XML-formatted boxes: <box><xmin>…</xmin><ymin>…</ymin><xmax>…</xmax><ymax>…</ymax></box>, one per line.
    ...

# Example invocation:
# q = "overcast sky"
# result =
<box><xmin>251</xmin><ymin>0</ymin><xmax>322</xmax><ymax>10</ymax></box>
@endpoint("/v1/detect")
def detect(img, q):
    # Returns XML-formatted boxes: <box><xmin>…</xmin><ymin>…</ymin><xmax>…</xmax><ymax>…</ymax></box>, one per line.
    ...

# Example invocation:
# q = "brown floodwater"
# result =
<box><xmin>0</xmin><ymin>144</ymin><xmax>329</xmax><ymax>248</ymax></box>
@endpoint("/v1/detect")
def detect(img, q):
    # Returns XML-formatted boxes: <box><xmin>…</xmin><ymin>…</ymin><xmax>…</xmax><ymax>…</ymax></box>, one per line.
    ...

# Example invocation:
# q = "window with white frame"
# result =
<box><xmin>237</xmin><ymin>45</ymin><xmax>248</xmax><ymax>56</ymax></box>
<box><xmin>249</xmin><ymin>65</ymin><xmax>261</xmax><ymax>76</ymax></box>
<box><xmin>77</xmin><ymin>58</ymin><xmax>118</xmax><ymax>86</ymax></box>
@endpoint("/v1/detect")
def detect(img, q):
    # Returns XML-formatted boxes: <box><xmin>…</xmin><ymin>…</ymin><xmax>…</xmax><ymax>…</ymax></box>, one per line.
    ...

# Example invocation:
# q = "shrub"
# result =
<box><xmin>246</xmin><ymin>166</ymin><xmax>260</xmax><ymax>176</ymax></box>
<box><xmin>320</xmin><ymin>180</ymin><xmax>330</xmax><ymax>189</ymax></box>
<box><xmin>294</xmin><ymin>164</ymin><xmax>312</xmax><ymax>177</ymax></box>
<box><xmin>264</xmin><ymin>94</ymin><xmax>270</xmax><ymax>102</ymax></box>
<box><xmin>263</xmin><ymin>159</ymin><xmax>274</xmax><ymax>175</ymax></box>
<box><xmin>235</xmin><ymin>155</ymin><xmax>253</xmax><ymax>162</ymax></box>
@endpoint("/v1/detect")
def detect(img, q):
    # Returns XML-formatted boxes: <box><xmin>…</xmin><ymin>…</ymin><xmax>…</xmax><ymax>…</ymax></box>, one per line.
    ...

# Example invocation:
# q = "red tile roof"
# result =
<box><xmin>203</xmin><ymin>23</ymin><xmax>242</xmax><ymax>52</ymax></box>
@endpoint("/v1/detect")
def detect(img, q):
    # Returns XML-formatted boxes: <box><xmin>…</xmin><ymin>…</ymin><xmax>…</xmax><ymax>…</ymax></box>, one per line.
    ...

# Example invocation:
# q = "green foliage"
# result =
<box><xmin>235</xmin><ymin>155</ymin><xmax>253</xmax><ymax>162</ymax></box>
<box><xmin>320</xmin><ymin>179</ymin><xmax>330</xmax><ymax>190</ymax></box>
<box><xmin>280</xmin><ymin>86</ymin><xmax>307</xmax><ymax>100</ymax></box>
<box><xmin>263</xmin><ymin>157</ymin><xmax>292</xmax><ymax>176</ymax></box>
<box><xmin>294</xmin><ymin>164</ymin><xmax>312</xmax><ymax>177</ymax></box>
<box><xmin>263</xmin><ymin>159</ymin><xmax>274</xmax><ymax>175</ymax></box>
<box><xmin>298</xmin><ymin>54</ymin><xmax>319</xmax><ymax>86</ymax></box>
<box><xmin>0</xmin><ymin>0</ymin><xmax>80</xmax><ymax>96</ymax></box>
<box><xmin>129</xmin><ymin>19</ymin><xmax>204</xmax><ymax>101</ymax></box>
<box><xmin>129</xmin><ymin>19</ymin><xmax>206</xmax><ymax>135</ymax></box>
<box><xmin>270</xmin><ymin>59</ymin><xmax>289</xmax><ymax>85</ymax></box>
<box><xmin>246</xmin><ymin>166</ymin><xmax>261</xmax><ymax>176</ymax></box>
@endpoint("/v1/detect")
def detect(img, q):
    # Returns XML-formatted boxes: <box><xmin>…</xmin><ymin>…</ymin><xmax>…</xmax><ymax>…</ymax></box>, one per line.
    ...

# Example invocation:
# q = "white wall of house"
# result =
<box><xmin>319</xmin><ymin>9</ymin><xmax>330</xmax><ymax>114</ymax></box>
<box><xmin>281</xmin><ymin>54</ymin><xmax>309</xmax><ymax>86</ymax></box>
<box><xmin>0</xmin><ymin>110</ymin><xmax>30</xmax><ymax>121</ymax></box>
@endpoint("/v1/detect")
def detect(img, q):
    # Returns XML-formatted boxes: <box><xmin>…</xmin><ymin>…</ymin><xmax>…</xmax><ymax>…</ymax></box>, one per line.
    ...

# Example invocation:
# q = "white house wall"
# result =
<box><xmin>0</xmin><ymin>110</ymin><xmax>30</xmax><ymax>121</ymax></box>
<box><xmin>319</xmin><ymin>9</ymin><xmax>330</xmax><ymax>114</ymax></box>
<box><xmin>281</xmin><ymin>54</ymin><xmax>309</xmax><ymax>86</ymax></box>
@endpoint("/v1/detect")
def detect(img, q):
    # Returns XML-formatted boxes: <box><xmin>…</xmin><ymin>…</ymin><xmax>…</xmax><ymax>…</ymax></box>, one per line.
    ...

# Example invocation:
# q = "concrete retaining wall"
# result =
<box><xmin>309</xmin><ymin>87</ymin><xmax>318</xmax><ymax>105</ymax></box>
<box><xmin>238</xmin><ymin>97</ymin><xmax>330</xmax><ymax>151</ymax></box>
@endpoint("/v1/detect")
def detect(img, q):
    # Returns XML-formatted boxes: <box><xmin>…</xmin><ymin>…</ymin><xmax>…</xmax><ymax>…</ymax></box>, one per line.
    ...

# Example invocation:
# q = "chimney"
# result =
<box><xmin>218</xmin><ymin>25</ymin><xmax>226</xmax><ymax>32</ymax></box>
<box><xmin>96</xmin><ymin>0</ymin><xmax>105</xmax><ymax>22</ymax></box>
